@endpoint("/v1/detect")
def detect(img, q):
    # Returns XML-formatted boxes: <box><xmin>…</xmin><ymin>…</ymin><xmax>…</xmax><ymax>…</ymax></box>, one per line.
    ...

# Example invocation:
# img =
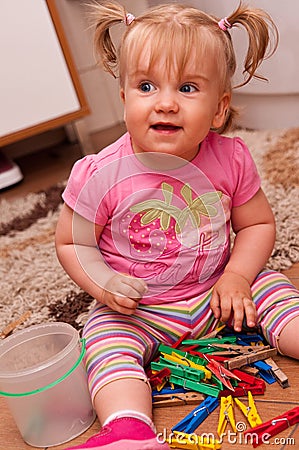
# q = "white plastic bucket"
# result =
<box><xmin>0</xmin><ymin>322</ymin><xmax>96</xmax><ymax>447</ymax></box>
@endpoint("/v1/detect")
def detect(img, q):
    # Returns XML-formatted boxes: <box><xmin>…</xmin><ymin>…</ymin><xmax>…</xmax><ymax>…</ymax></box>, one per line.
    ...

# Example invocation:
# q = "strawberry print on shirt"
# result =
<box><xmin>124</xmin><ymin>181</ymin><xmax>222</xmax><ymax>253</ymax></box>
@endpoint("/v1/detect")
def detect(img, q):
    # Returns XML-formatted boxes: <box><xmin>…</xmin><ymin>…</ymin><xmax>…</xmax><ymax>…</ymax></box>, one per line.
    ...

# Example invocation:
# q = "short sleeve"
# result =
<box><xmin>231</xmin><ymin>137</ymin><xmax>261</xmax><ymax>207</ymax></box>
<box><xmin>62</xmin><ymin>155</ymin><xmax>108</xmax><ymax>225</ymax></box>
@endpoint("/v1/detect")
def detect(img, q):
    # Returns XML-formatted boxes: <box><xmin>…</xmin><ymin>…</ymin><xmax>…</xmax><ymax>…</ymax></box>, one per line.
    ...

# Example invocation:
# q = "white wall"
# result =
<box><xmin>55</xmin><ymin>0</ymin><xmax>148</xmax><ymax>135</ymax></box>
<box><xmin>192</xmin><ymin>0</ymin><xmax>299</xmax><ymax>129</ymax></box>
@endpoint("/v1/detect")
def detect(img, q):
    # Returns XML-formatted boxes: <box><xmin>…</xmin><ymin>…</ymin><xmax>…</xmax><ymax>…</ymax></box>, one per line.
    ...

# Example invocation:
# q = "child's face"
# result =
<box><xmin>120</xmin><ymin>48</ymin><xmax>230</xmax><ymax>161</ymax></box>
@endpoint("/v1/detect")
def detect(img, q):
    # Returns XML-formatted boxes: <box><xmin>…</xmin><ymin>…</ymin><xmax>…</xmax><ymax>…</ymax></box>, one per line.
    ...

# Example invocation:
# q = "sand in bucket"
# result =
<box><xmin>0</xmin><ymin>322</ymin><xmax>96</xmax><ymax>447</ymax></box>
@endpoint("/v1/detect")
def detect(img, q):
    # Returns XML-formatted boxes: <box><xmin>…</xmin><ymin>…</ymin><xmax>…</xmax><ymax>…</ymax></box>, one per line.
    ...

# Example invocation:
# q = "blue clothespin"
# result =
<box><xmin>252</xmin><ymin>360</ymin><xmax>276</xmax><ymax>384</ymax></box>
<box><xmin>172</xmin><ymin>396</ymin><xmax>219</xmax><ymax>434</ymax></box>
<box><xmin>235</xmin><ymin>334</ymin><xmax>265</xmax><ymax>345</ymax></box>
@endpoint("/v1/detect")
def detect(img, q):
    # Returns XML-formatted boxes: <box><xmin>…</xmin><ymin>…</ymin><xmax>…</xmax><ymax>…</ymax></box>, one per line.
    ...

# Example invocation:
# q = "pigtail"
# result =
<box><xmin>226</xmin><ymin>2</ymin><xmax>279</xmax><ymax>87</ymax></box>
<box><xmin>89</xmin><ymin>1</ymin><xmax>127</xmax><ymax>77</ymax></box>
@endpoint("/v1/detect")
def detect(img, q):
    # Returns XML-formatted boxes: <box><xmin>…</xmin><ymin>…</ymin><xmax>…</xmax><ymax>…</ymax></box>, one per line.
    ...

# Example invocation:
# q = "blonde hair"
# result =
<box><xmin>90</xmin><ymin>1</ymin><xmax>278</xmax><ymax>132</ymax></box>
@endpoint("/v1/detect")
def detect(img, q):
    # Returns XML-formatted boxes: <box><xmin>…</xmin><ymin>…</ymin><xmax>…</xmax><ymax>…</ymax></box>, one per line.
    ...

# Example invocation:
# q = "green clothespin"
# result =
<box><xmin>151</xmin><ymin>360</ymin><xmax>205</xmax><ymax>383</ymax></box>
<box><xmin>169</xmin><ymin>373</ymin><xmax>221</xmax><ymax>397</ymax></box>
<box><xmin>158</xmin><ymin>344</ymin><xmax>208</xmax><ymax>366</ymax></box>
<box><xmin>182</xmin><ymin>336</ymin><xmax>237</xmax><ymax>347</ymax></box>
<box><xmin>158</xmin><ymin>348</ymin><xmax>211</xmax><ymax>380</ymax></box>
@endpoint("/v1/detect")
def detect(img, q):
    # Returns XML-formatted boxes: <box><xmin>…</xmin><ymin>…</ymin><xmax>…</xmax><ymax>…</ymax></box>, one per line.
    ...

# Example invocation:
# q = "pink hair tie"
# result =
<box><xmin>218</xmin><ymin>17</ymin><xmax>232</xmax><ymax>31</ymax></box>
<box><xmin>125</xmin><ymin>13</ymin><xmax>135</xmax><ymax>26</ymax></box>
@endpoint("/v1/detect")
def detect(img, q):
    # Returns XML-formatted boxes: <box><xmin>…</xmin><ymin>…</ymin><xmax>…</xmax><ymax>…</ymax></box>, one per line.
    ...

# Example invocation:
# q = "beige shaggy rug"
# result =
<box><xmin>0</xmin><ymin>127</ymin><xmax>299</xmax><ymax>334</ymax></box>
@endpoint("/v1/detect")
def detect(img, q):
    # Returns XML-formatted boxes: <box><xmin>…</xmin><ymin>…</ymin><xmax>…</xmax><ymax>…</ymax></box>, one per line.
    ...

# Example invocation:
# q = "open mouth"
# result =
<box><xmin>151</xmin><ymin>123</ymin><xmax>181</xmax><ymax>131</ymax></box>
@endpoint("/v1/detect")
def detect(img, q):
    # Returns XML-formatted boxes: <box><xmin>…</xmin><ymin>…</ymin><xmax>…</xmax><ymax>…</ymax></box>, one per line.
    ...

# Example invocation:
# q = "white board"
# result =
<box><xmin>0</xmin><ymin>0</ymin><xmax>82</xmax><ymax>138</ymax></box>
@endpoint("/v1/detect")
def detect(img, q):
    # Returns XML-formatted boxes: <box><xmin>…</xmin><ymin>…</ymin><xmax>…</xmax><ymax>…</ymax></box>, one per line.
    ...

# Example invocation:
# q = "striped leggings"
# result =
<box><xmin>83</xmin><ymin>269</ymin><xmax>299</xmax><ymax>401</ymax></box>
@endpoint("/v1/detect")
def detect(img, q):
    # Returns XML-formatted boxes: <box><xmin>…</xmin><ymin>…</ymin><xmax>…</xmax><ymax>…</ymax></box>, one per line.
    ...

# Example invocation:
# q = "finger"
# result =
<box><xmin>111</xmin><ymin>295</ymin><xmax>138</xmax><ymax>315</ymax></box>
<box><xmin>115</xmin><ymin>294</ymin><xmax>139</xmax><ymax>309</ymax></box>
<box><xmin>122</xmin><ymin>277</ymin><xmax>147</xmax><ymax>298</ymax></box>
<box><xmin>232</xmin><ymin>298</ymin><xmax>245</xmax><ymax>332</ymax></box>
<box><xmin>106</xmin><ymin>277</ymin><xmax>143</xmax><ymax>300</ymax></box>
<box><xmin>118</xmin><ymin>282</ymin><xmax>144</xmax><ymax>300</ymax></box>
<box><xmin>101</xmin><ymin>290</ymin><xmax>137</xmax><ymax>313</ymax></box>
<box><xmin>219</xmin><ymin>296</ymin><xmax>233</xmax><ymax>323</ymax></box>
<box><xmin>210</xmin><ymin>290</ymin><xmax>221</xmax><ymax>318</ymax></box>
<box><xmin>243</xmin><ymin>298</ymin><xmax>257</xmax><ymax>328</ymax></box>
<box><xmin>122</xmin><ymin>277</ymin><xmax>148</xmax><ymax>296</ymax></box>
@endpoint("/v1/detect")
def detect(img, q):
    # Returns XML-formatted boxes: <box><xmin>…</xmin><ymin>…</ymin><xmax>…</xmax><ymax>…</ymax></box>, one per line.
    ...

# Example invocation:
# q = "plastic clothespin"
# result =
<box><xmin>169</xmin><ymin>373</ymin><xmax>221</xmax><ymax>397</ymax></box>
<box><xmin>252</xmin><ymin>360</ymin><xmax>276</xmax><ymax>384</ymax></box>
<box><xmin>206</xmin><ymin>358</ymin><xmax>240</xmax><ymax>391</ymax></box>
<box><xmin>159</xmin><ymin>349</ymin><xmax>212</xmax><ymax>380</ymax></box>
<box><xmin>159</xmin><ymin>344</ymin><xmax>209</xmax><ymax>368</ymax></box>
<box><xmin>243</xmin><ymin>405</ymin><xmax>299</xmax><ymax>448</ymax></box>
<box><xmin>182</xmin><ymin>335</ymin><xmax>237</xmax><ymax>347</ymax></box>
<box><xmin>169</xmin><ymin>430</ymin><xmax>221</xmax><ymax>450</ymax></box>
<box><xmin>148</xmin><ymin>367</ymin><xmax>171</xmax><ymax>388</ymax></box>
<box><xmin>220</xmin><ymin>368</ymin><xmax>266</xmax><ymax>397</ymax></box>
<box><xmin>152</xmin><ymin>386</ymin><xmax>186</xmax><ymax>395</ymax></box>
<box><xmin>151</xmin><ymin>359</ymin><xmax>205</xmax><ymax>383</ymax></box>
<box><xmin>186</xmin><ymin>352</ymin><xmax>231</xmax><ymax>390</ymax></box>
<box><xmin>235</xmin><ymin>334</ymin><xmax>265</xmax><ymax>345</ymax></box>
<box><xmin>217</xmin><ymin>395</ymin><xmax>236</xmax><ymax>437</ymax></box>
<box><xmin>172</xmin><ymin>396</ymin><xmax>219</xmax><ymax>433</ymax></box>
<box><xmin>177</xmin><ymin>325</ymin><xmax>227</xmax><ymax>352</ymax></box>
<box><xmin>234</xmin><ymin>391</ymin><xmax>262</xmax><ymax>428</ymax></box>
<box><xmin>171</xmin><ymin>331</ymin><xmax>191</xmax><ymax>349</ymax></box>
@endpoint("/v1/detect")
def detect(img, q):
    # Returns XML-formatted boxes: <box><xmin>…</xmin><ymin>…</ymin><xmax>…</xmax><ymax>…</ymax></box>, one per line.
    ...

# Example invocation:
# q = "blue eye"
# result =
<box><xmin>139</xmin><ymin>82</ymin><xmax>155</xmax><ymax>92</ymax></box>
<box><xmin>180</xmin><ymin>84</ymin><xmax>197</xmax><ymax>93</ymax></box>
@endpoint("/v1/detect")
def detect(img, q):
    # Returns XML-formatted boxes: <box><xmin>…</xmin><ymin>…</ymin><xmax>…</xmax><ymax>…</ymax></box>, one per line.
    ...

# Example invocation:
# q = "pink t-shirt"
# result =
<box><xmin>63</xmin><ymin>131</ymin><xmax>260</xmax><ymax>304</ymax></box>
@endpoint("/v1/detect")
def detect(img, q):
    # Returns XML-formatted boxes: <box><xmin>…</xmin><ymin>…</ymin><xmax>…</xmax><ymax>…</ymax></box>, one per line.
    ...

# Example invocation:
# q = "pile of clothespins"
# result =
<box><xmin>148</xmin><ymin>325</ymin><xmax>298</xmax><ymax>449</ymax></box>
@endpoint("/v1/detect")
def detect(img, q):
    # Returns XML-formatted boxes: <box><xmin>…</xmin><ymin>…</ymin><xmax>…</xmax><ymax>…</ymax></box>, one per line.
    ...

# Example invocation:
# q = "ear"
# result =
<box><xmin>120</xmin><ymin>88</ymin><xmax>126</xmax><ymax>121</ymax></box>
<box><xmin>120</xmin><ymin>88</ymin><xmax>125</xmax><ymax>104</ymax></box>
<box><xmin>212</xmin><ymin>92</ymin><xmax>231</xmax><ymax>129</ymax></box>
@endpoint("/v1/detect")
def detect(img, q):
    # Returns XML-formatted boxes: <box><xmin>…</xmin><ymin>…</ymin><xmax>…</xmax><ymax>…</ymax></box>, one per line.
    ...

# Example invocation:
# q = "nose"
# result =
<box><xmin>154</xmin><ymin>89</ymin><xmax>179</xmax><ymax>114</ymax></box>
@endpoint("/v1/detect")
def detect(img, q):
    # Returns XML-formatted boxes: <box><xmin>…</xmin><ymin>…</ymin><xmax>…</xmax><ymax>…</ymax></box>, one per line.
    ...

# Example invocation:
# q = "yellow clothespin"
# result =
<box><xmin>156</xmin><ymin>379</ymin><xmax>167</xmax><ymax>391</ymax></box>
<box><xmin>170</xmin><ymin>431</ymin><xmax>221</xmax><ymax>450</ymax></box>
<box><xmin>162</xmin><ymin>352</ymin><xmax>212</xmax><ymax>380</ymax></box>
<box><xmin>234</xmin><ymin>391</ymin><xmax>262</xmax><ymax>428</ymax></box>
<box><xmin>217</xmin><ymin>395</ymin><xmax>236</xmax><ymax>437</ymax></box>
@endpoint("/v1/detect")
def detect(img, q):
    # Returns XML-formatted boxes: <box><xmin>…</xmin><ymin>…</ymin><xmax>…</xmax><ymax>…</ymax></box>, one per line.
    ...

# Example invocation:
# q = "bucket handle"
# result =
<box><xmin>0</xmin><ymin>338</ymin><xmax>86</xmax><ymax>397</ymax></box>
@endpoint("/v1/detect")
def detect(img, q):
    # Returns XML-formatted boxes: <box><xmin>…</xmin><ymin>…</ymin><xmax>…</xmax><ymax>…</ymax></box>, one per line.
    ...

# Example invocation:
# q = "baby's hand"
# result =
<box><xmin>210</xmin><ymin>272</ymin><xmax>257</xmax><ymax>332</ymax></box>
<box><xmin>100</xmin><ymin>273</ymin><xmax>148</xmax><ymax>315</ymax></box>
